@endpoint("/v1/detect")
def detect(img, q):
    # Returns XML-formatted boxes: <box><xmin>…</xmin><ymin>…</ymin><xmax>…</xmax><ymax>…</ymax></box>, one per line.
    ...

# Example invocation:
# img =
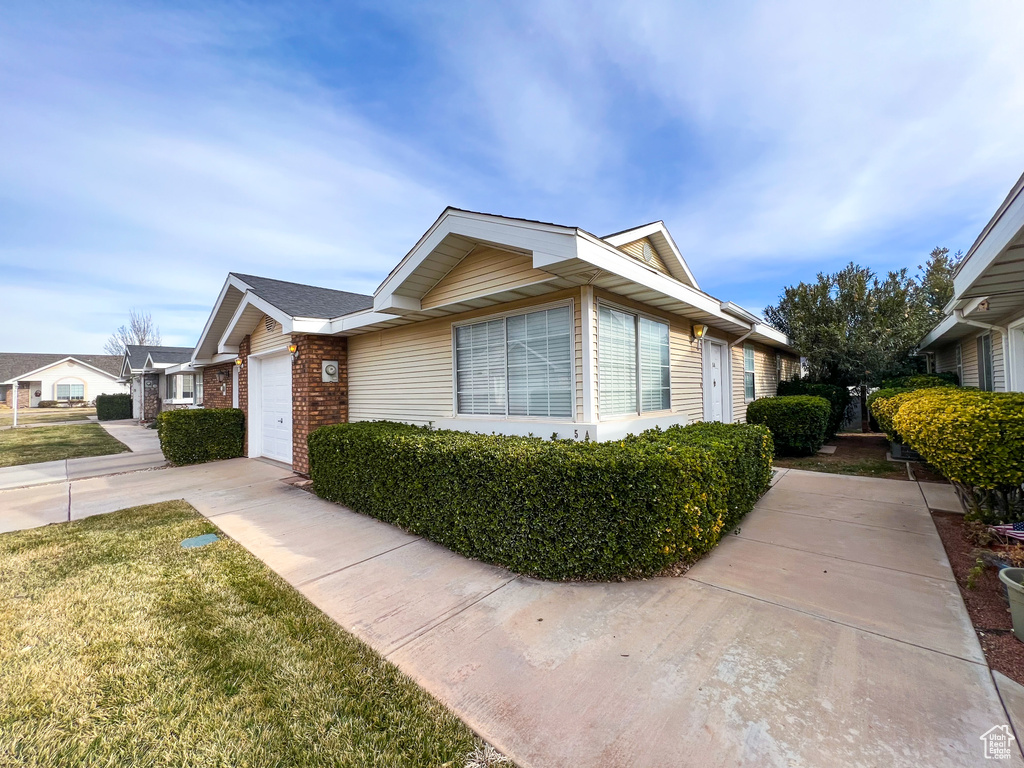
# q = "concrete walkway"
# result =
<box><xmin>0</xmin><ymin>421</ymin><xmax>166</xmax><ymax>491</ymax></box>
<box><xmin>0</xmin><ymin>461</ymin><xmax>1017</xmax><ymax>766</ymax></box>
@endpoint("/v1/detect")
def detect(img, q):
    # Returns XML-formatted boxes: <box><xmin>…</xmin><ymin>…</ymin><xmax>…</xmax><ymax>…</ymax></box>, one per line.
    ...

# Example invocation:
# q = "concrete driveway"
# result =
<box><xmin>0</xmin><ymin>461</ymin><xmax>1017</xmax><ymax>767</ymax></box>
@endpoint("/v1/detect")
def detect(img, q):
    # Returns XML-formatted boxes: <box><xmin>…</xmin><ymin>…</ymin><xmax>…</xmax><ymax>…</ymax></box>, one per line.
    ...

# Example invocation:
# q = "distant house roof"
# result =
<box><xmin>123</xmin><ymin>345</ymin><xmax>194</xmax><ymax>372</ymax></box>
<box><xmin>0</xmin><ymin>353</ymin><xmax>122</xmax><ymax>383</ymax></box>
<box><xmin>231</xmin><ymin>273</ymin><xmax>373</xmax><ymax>319</ymax></box>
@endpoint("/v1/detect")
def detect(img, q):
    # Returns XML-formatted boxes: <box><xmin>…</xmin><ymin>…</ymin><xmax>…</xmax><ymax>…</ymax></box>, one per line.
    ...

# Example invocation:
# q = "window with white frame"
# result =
<box><xmin>955</xmin><ymin>343</ymin><xmax>963</xmax><ymax>385</ymax></box>
<box><xmin>56</xmin><ymin>383</ymin><xmax>84</xmax><ymax>401</ymax></box>
<box><xmin>455</xmin><ymin>305</ymin><xmax>573</xmax><ymax>419</ymax></box>
<box><xmin>978</xmin><ymin>334</ymin><xmax>994</xmax><ymax>391</ymax></box>
<box><xmin>164</xmin><ymin>374</ymin><xmax>196</xmax><ymax>402</ymax></box>
<box><xmin>743</xmin><ymin>344</ymin><xmax>756</xmax><ymax>400</ymax></box>
<box><xmin>598</xmin><ymin>305</ymin><xmax>671</xmax><ymax>417</ymax></box>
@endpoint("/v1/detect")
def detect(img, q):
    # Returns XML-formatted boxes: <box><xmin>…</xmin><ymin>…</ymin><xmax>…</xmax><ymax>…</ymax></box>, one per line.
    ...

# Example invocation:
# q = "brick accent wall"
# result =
<box><xmin>291</xmin><ymin>334</ymin><xmax>348</xmax><ymax>475</ymax></box>
<box><xmin>238</xmin><ymin>336</ymin><xmax>250</xmax><ymax>457</ymax></box>
<box><xmin>142</xmin><ymin>374</ymin><xmax>160</xmax><ymax>421</ymax></box>
<box><xmin>5</xmin><ymin>385</ymin><xmax>30</xmax><ymax>408</ymax></box>
<box><xmin>202</xmin><ymin>362</ymin><xmax>235</xmax><ymax>409</ymax></box>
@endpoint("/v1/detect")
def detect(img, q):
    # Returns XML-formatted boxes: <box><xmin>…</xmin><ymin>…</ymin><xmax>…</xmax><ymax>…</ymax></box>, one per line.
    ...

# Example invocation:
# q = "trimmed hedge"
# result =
<box><xmin>746</xmin><ymin>395</ymin><xmax>830</xmax><ymax>456</ymax></box>
<box><xmin>881</xmin><ymin>372</ymin><xmax>959</xmax><ymax>389</ymax></box>
<box><xmin>893</xmin><ymin>389</ymin><xmax>1024</xmax><ymax>522</ymax></box>
<box><xmin>777</xmin><ymin>379</ymin><xmax>851</xmax><ymax>438</ymax></box>
<box><xmin>96</xmin><ymin>393</ymin><xmax>132</xmax><ymax>421</ymax></box>
<box><xmin>308</xmin><ymin>421</ymin><xmax>773</xmax><ymax>581</ymax></box>
<box><xmin>631</xmin><ymin>421</ymin><xmax>773</xmax><ymax>530</ymax></box>
<box><xmin>157</xmin><ymin>408</ymin><xmax>245</xmax><ymax>465</ymax></box>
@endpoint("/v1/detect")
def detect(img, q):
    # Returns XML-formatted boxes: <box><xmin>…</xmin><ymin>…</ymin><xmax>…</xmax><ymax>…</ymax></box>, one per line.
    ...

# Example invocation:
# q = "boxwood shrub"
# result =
<box><xmin>631</xmin><ymin>421</ymin><xmax>773</xmax><ymax>530</ymax></box>
<box><xmin>157</xmin><ymin>408</ymin><xmax>245</xmax><ymax>466</ymax></box>
<box><xmin>881</xmin><ymin>372</ymin><xmax>959</xmax><ymax>389</ymax></box>
<box><xmin>745</xmin><ymin>395</ymin><xmax>830</xmax><ymax>456</ymax></box>
<box><xmin>96</xmin><ymin>393</ymin><xmax>132</xmax><ymax>421</ymax></box>
<box><xmin>308</xmin><ymin>421</ymin><xmax>773</xmax><ymax>581</ymax></box>
<box><xmin>777</xmin><ymin>379</ymin><xmax>851</xmax><ymax>438</ymax></box>
<box><xmin>893</xmin><ymin>389</ymin><xmax>1024</xmax><ymax>522</ymax></box>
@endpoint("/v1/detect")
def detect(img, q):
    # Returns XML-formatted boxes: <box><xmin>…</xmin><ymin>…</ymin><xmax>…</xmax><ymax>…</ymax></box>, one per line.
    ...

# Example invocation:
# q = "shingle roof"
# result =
<box><xmin>0</xmin><ymin>353</ymin><xmax>122</xmax><ymax>382</ymax></box>
<box><xmin>231</xmin><ymin>273</ymin><xmax>373</xmax><ymax>319</ymax></box>
<box><xmin>124</xmin><ymin>345</ymin><xmax>193</xmax><ymax>370</ymax></box>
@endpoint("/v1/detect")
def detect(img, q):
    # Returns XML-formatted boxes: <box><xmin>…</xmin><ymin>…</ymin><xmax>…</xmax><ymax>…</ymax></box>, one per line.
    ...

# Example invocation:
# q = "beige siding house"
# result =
<box><xmin>919</xmin><ymin>170</ymin><xmax>1024</xmax><ymax>392</ymax></box>
<box><xmin>192</xmin><ymin>209</ymin><xmax>798</xmax><ymax>472</ymax></box>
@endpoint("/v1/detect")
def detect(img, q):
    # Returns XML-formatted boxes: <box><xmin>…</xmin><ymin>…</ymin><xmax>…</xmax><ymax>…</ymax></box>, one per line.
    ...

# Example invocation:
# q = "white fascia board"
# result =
<box><xmin>192</xmin><ymin>353</ymin><xmax>240</xmax><ymax>367</ymax></box>
<box><xmin>216</xmin><ymin>292</ymin><xmax>290</xmax><ymax>353</ymax></box>
<box><xmin>954</xmin><ymin>184</ymin><xmax>1024</xmax><ymax>298</ymax></box>
<box><xmin>918</xmin><ymin>313</ymin><xmax>958</xmax><ymax>350</ymax></box>
<box><xmin>721</xmin><ymin>301</ymin><xmax>763</xmax><ymax>324</ymax></box>
<box><xmin>574</xmin><ymin>233</ymin><xmax>749</xmax><ymax>328</ymax></box>
<box><xmin>163</xmin><ymin>363</ymin><xmax>197</xmax><ymax>375</ymax></box>
<box><xmin>602</xmin><ymin>221</ymin><xmax>699</xmax><ymax>289</ymax></box>
<box><xmin>290</xmin><ymin>318</ymin><xmax>334</xmax><ymax>334</ymax></box>
<box><xmin>329</xmin><ymin>310</ymin><xmax>403</xmax><ymax>334</ymax></box>
<box><xmin>374</xmin><ymin>294</ymin><xmax>422</xmax><ymax>314</ymax></box>
<box><xmin>373</xmin><ymin>209</ymin><xmax>577</xmax><ymax>310</ymax></box>
<box><xmin>192</xmin><ymin>274</ymin><xmax>252</xmax><ymax>364</ymax></box>
<box><xmin>2</xmin><ymin>356</ymin><xmax>121</xmax><ymax>384</ymax></box>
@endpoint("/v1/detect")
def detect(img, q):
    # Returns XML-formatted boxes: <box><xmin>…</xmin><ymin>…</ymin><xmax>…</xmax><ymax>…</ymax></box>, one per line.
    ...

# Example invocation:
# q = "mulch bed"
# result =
<box><xmin>773</xmin><ymin>432</ymin><xmax>948</xmax><ymax>482</ymax></box>
<box><xmin>932</xmin><ymin>511</ymin><xmax>1024</xmax><ymax>684</ymax></box>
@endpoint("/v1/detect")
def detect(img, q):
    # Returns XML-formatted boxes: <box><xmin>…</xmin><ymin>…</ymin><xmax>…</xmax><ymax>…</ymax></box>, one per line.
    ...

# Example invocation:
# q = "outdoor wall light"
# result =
<box><xmin>288</xmin><ymin>343</ymin><xmax>299</xmax><ymax>363</ymax></box>
<box><xmin>234</xmin><ymin>357</ymin><xmax>243</xmax><ymax>366</ymax></box>
<box><xmin>692</xmin><ymin>324</ymin><xmax>708</xmax><ymax>341</ymax></box>
<box><xmin>216</xmin><ymin>370</ymin><xmax>229</xmax><ymax>383</ymax></box>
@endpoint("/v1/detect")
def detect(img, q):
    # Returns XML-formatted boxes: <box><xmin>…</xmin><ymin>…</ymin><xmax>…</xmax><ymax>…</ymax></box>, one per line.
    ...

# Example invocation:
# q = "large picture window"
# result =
<box><xmin>598</xmin><ymin>305</ymin><xmax>670</xmax><ymax>417</ymax></box>
<box><xmin>455</xmin><ymin>305</ymin><xmax>573</xmax><ymax>419</ymax></box>
<box><xmin>56</xmin><ymin>383</ymin><xmax>84</xmax><ymax>401</ymax></box>
<box><xmin>164</xmin><ymin>374</ymin><xmax>196</xmax><ymax>402</ymax></box>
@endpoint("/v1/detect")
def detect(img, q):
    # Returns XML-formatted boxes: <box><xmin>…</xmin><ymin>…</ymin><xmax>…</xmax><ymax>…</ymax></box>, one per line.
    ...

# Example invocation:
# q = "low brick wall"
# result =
<box><xmin>291</xmin><ymin>334</ymin><xmax>348</xmax><ymax>475</ymax></box>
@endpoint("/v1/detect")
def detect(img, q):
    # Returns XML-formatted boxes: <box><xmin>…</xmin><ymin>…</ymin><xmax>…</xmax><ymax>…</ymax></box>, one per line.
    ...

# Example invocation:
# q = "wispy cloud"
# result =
<box><xmin>1</xmin><ymin>0</ymin><xmax>1023</xmax><ymax>350</ymax></box>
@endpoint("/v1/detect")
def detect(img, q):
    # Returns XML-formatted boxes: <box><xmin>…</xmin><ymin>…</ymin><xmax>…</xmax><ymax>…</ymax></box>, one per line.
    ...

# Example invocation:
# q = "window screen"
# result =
<box><xmin>506</xmin><ymin>306</ymin><xmax>573</xmax><ymax>418</ymax></box>
<box><xmin>639</xmin><ymin>316</ymin><xmax>670</xmax><ymax>412</ymax></box>
<box><xmin>598</xmin><ymin>306</ymin><xmax>638</xmax><ymax>416</ymax></box>
<box><xmin>455</xmin><ymin>319</ymin><xmax>507</xmax><ymax>415</ymax></box>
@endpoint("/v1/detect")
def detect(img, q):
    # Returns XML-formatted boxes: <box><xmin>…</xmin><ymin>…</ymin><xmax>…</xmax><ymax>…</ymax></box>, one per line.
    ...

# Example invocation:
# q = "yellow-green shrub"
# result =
<box><xmin>869</xmin><ymin>387</ymin><xmax>946</xmax><ymax>442</ymax></box>
<box><xmin>894</xmin><ymin>389</ymin><xmax>1024</xmax><ymax>522</ymax></box>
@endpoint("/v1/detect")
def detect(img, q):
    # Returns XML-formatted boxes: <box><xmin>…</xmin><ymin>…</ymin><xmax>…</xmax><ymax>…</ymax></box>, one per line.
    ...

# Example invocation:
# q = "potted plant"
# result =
<box><xmin>998</xmin><ymin>568</ymin><xmax>1024</xmax><ymax>641</ymax></box>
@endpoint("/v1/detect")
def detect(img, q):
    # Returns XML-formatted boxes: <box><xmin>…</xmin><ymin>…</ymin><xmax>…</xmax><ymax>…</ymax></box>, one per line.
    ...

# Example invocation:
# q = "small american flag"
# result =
<box><xmin>991</xmin><ymin>523</ymin><xmax>1024</xmax><ymax>542</ymax></box>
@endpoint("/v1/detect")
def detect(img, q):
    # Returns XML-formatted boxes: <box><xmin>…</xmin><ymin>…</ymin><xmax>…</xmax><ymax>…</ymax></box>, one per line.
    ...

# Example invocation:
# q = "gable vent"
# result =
<box><xmin>265</xmin><ymin>316</ymin><xmax>277</xmax><ymax>333</ymax></box>
<box><xmin>642</xmin><ymin>242</ymin><xmax>654</xmax><ymax>263</ymax></box>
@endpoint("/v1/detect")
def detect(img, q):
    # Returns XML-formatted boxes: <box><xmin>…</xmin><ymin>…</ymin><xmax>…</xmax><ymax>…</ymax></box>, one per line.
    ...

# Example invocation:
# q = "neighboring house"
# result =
<box><xmin>0</xmin><ymin>353</ymin><xmax>125</xmax><ymax>408</ymax></box>
<box><xmin>119</xmin><ymin>345</ymin><xmax>198</xmax><ymax>420</ymax></box>
<box><xmin>919</xmin><ymin>170</ymin><xmax>1024</xmax><ymax>391</ymax></box>
<box><xmin>192</xmin><ymin>209</ymin><xmax>799</xmax><ymax>474</ymax></box>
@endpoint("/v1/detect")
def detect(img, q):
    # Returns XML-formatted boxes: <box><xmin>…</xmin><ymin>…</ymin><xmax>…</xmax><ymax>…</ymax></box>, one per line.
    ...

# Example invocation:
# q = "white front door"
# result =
<box><xmin>704</xmin><ymin>341</ymin><xmax>728</xmax><ymax>422</ymax></box>
<box><xmin>259</xmin><ymin>353</ymin><xmax>292</xmax><ymax>463</ymax></box>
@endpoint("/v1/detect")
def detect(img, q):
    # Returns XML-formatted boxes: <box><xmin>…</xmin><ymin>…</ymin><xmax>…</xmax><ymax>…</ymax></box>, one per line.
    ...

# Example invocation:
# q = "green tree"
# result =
<box><xmin>918</xmin><ymin>246</ymin><xmax>961</xmax><ymax>320</ymax></box>
<box><xmin>764</xmin><ymin>261</ymin><xmax>936</xmax><ymax>387</ymax></box>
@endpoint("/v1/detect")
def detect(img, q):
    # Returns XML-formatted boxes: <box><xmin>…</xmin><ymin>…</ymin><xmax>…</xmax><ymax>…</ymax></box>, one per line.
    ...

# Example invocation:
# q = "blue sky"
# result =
<box><xmin>2</xmin><ymin>1</ymin><xmax>1024</xmax><ymax>352</ymax></box>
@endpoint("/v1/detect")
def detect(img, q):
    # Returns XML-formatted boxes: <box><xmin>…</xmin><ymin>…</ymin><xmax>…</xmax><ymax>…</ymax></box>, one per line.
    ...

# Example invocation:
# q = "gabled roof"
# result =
<box><xmin>0</xmin><ymin>353</ymin><xmax>121</xmax><ymax>383</ymax></box>
<box><xmin>601</xmin><ymin>221</ymin><xmax>699</xmax><ymax>289</ymax></box>
<box><xmin>123</xmin><ymin>344</ymin><xmax>193</xmax><ymax>374</ymax></box>
<box><xmin>193</xmin><ymin>273</ymin><xmax>374</xmax><ymax>362</ymax></box>
<box><xmin>230</xmin><ymin>274</ymin><xmax>373</xmax><ymax>319</ymax></box>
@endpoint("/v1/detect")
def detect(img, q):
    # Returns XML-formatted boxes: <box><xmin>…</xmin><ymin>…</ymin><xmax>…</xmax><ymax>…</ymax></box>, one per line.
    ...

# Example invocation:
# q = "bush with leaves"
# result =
<box><xmin>309</xmin><ymin>421</ymin><xmax>773</xmax><ymax>581</ymax></box>
<box><xmin>96</xmin><ymin>393</ymin><xmax>132</xmax><ymax>421</ymax></box>
<box><xmin>777</xmin><ymin>379</ymin><xmax>851</xmax><ymax>438</ymax></box>
<box><xmin>893</xmin><ymin>389</ymin><xmax>1024</xmax><ymax>522</ymax></box>
<box><xmin>157</xmin><ymin>408</ymin><xmax>245</xmax><ymax>465</ymax></box>
<box><xmin>745</xmin><ymin>395</ymin><xmax>830</xmax><ymax>456</ymax></box>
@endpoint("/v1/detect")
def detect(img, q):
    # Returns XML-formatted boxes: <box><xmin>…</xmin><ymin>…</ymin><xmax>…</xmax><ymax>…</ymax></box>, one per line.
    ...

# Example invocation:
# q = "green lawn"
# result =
<box><xmin>0</xmin><ymin>407</ymin><xmax>95</xmax><ymax>428</ymax></box>
<box><xmin>0</xmin><ymin>424</ymin><xmax>130</xmax><ymax>468</ymax></box>
<box><xmin>0</xmin><ymin>501</ymin><xmax>487</xmax><ymax>768</ymax></box>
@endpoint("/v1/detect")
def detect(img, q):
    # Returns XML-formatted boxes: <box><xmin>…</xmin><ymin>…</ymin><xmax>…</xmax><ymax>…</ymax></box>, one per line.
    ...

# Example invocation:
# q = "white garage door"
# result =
<box><xmin>259</xmin><ymin>353</ymin><xmax>292</xmax><ymax>464</ymax></box>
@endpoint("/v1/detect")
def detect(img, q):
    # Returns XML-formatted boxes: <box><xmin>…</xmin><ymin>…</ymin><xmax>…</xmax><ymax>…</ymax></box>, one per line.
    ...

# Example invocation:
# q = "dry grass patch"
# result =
<box><xmin>0</xmin><ymin>501</ymin><xmax>488</xmax><ymax>767</ymax></box>
<box><xmin>0</xmin><ymin>407</ymin><xmax>95</xmax><ymax>428</ymax></box>
<box><xmin>0</xmin><ymin>423</ymin><xmax>129</xmax><ymax>468</ymax></box>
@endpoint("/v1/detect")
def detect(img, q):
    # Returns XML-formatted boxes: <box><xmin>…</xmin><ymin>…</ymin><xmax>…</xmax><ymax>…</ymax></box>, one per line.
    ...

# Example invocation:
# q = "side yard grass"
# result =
<box><xmin>0</xmin><ymin>424</ymin><xmax>130</xmax><ymax>468</ymax></box>
<box><xmin>0</xmin><ymin>407</ymin><xmax>96</xmax><ymax>428</ymax></box>
<box><xmin>0</xmin><ymin>501</ymin><xmax>485</xmax><ymax>768</ymax></box>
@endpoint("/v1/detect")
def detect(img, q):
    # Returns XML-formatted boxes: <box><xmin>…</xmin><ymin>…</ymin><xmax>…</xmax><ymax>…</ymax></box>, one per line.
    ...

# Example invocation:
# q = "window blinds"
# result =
<box><xmin>598</xmin><ymin>306</ymin><xmax>639</xmax><ymax>416</ymax></box>
<box><xmin>639</xmin><ymin>316</ymin><xmax>670</xmax><ymax>412</ymax></box>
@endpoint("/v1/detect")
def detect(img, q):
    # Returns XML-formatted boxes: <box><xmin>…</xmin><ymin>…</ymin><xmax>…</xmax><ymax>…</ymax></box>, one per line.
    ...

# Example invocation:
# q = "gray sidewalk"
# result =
<box><xmin>0</xmin><ymin>421</ymin><xmax>166</xmax><ymax>491</ymax></box>
<box><xmin>0</xmin><ymin>459</ymin><xmax>1016</xmax><ymax>766</ymax></box>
